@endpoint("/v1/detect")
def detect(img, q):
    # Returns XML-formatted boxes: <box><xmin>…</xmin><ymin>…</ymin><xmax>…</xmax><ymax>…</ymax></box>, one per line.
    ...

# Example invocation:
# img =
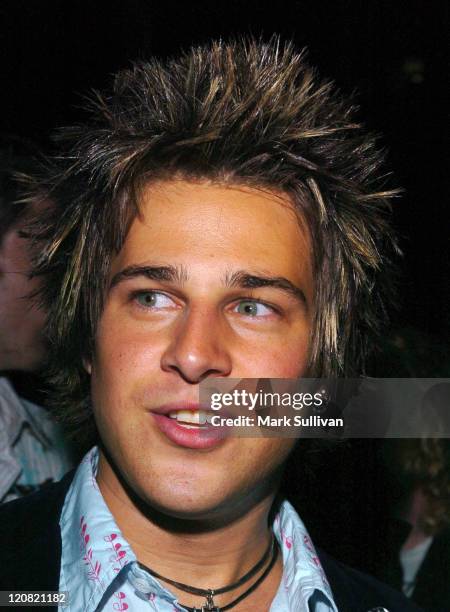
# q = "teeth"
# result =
<box><xmin>168</xmin><ymin>410</ymin><xmax>208</xmax><ymax>425</ymax></box>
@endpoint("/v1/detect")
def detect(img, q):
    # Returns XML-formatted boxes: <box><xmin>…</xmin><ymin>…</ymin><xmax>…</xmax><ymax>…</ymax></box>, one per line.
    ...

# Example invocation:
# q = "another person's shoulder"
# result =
<box><xmin>318</xmin><ymin>548</ymin><xmax>424</xmax><ymax>612</ymax></box>
<box><xmin>0</xmin><ymin>470</ymin><xmax>73</xmax><ymax>536</ymax></box>
<box><xmin>0</xmin><ymin>471</ymin><xmax>74</xmax><ymax>590</ymax></box>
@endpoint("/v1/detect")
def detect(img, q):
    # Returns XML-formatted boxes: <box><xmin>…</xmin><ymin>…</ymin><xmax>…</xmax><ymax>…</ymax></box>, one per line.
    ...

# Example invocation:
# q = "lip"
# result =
<box><xmin>150</xmin><ymin>401</ymin><xmax>210</xmax><ymax>416</ymax></box>
<box><xmin>150</xmin><ymin>403</ymin><xmax>228</xmax><ymax>450</ymax></box>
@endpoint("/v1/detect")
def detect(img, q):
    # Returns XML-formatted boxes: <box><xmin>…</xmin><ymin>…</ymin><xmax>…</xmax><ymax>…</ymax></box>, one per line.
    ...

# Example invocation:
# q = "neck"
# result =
<box><xmin>97</xmin><ymin>450</ymin><xmax>282</xmax><ymax>607</ymax></box>
<box><xmin>401</xmin><ymin>486</ymin><xmax>432</xmax><ymax>550</ymax></box>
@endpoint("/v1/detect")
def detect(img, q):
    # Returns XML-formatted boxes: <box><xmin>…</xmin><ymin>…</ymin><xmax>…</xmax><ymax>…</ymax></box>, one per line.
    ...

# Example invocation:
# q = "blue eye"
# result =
<box><xmin>235</xmin><ymin>300</ymin><xmax>273</xmax><ymax>317</ymax></box>
<box><xmin>135</xmin><ymin>291</ymin><xmax>174</xmax><ymax>309</ymax></box>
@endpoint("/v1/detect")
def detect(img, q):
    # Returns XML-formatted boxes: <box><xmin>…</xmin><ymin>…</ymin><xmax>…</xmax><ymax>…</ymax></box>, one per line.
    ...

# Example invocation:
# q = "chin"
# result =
<box><xmin>135</xmin><ymin>483</ymin><xmax>235</xmax><ymax>523</ymax></box>
<box><xmin>114</xmin><ymin>457</ymin><xmax>219</xmax><ymax>515</ymax></box>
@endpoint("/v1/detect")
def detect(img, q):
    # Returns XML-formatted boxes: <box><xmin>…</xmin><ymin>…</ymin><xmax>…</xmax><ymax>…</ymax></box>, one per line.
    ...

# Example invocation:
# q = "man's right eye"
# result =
<box><xmin>134</xmin><ymin>291</ymin><xmax>175</xmax><ymax>309</ymax></box>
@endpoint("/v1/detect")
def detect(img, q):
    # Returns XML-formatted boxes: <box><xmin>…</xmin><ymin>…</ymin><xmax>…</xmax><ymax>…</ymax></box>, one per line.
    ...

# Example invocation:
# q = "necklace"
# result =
<box><xmin>137</xmin><ymin>534</ymin><xmax>279</xmax><ymax>612</ymax></box>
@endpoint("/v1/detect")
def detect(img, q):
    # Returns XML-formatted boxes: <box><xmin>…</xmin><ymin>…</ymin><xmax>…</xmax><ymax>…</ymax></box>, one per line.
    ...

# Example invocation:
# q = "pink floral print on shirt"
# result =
<box><xmin>105</xmin><ymin>533</ymin><xmax>129</xmax><ymax>610</ymax></box>
<box><xmin>80</xmin><ymin>515</ymin><xmax>103</xmax><ymax>584</ymax></box>
<box><xmin>303</xmin><ymin>534</ymin><xmax>329</xmax><ymax>586</ymax></box>
<box><xmin>112</xmin><ymin>591</ymin><xmax>128</xmax><ymax>611</ymax></box>
<box><xmin>274</xmin><ymin>514</ymin><xmax>293</xmax><ymax>550</ymax></box>
<box><xmin>105</xmin><ymin>533</ymin><xmax>128</xmax><ymax>572</ymax></box>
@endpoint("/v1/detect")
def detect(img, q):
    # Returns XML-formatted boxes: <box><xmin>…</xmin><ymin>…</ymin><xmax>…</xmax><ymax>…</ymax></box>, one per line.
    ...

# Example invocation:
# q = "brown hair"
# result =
<box><xmin>25</xmin><ymin>37</ymin><xmax>399</xmax><ymax>445</ymax></box>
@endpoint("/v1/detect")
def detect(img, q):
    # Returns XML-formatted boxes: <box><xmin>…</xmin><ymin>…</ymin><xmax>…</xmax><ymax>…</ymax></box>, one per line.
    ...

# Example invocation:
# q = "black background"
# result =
<box><xmin>1</xmin><ymin>0</ymin><xmax>448</xmax><ymax>348</ymax></box>
<box><xmin>1</xmin><ymin>0</ymin><xmax>449</xmax><ymax>576</ymax></box>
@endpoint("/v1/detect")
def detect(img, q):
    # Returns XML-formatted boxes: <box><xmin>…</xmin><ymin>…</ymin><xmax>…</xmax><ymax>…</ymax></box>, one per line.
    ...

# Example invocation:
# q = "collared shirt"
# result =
<box><xmin>59</xmin><ymin>447</ymin><xmax>338</xmax><ymax>611</ymax></box>
<box><xmin>0</xmin><ymin>376</ymin><xmax>74</xmax><ymax>503</ymax></box>
<box><xmin>400</xmin><ymin>536</ymin><xmax>434</xmax><ymax>597</ymax></box>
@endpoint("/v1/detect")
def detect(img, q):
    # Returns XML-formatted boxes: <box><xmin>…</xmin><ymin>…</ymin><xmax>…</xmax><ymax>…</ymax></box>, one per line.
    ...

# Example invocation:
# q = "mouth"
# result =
<box><xmin>168</xmin><ymin>409</ymin><xmax>214</xmax><ymax>428</ymax></box>
<box><xmin>150</xmin><ymin>405</ymin><xmax>226</xmax><ymax>450</ymax></box>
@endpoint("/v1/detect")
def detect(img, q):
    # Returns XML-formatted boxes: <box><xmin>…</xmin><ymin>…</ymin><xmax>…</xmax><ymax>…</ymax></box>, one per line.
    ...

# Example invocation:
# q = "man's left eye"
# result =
<box><xmin>234</xmin><ymin>300</ymin><xmax>274</xmax><ymax>317</ymax></box>
<box><xmin>135</xmin><ymin>291</ymin><xmax>174</xmax><ymax>308</ymax></box>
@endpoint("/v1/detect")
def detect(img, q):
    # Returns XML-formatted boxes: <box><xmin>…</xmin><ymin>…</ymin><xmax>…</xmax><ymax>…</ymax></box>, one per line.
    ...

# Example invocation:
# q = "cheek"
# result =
<box><xmin>238</xmin><ymin>339</ymin><xmax>309</xmax><ymax>378</ymax></box>
<box><xmin>230</xmin><ymin>311</ymin><xmax>311</xmax><ymax>378</ymax></box>
<box><xmin>273</xmin><ymin>346</ymin><xmax>309</xmax><ymax>377</ymax></box>
<box><xmin>94</xmin><ymin>321</ymin><xmax>164</xmax><ymax>383</ymax></box>
<box><xmin>90</xmin><ymin>323</ymin><xmax>169</xmax><ymax>426</ymax></box>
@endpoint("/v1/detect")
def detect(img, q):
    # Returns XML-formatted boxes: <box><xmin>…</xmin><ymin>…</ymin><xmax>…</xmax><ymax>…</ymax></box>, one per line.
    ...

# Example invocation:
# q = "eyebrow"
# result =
<box><xmin>110</xmin><ymin>265</ymin><xmax>306</xmax><ymax>305</ymax></box>
<box><xmin>110</xmin><ymin>265</ymin><xmax>188</xmax><ymax>288</ymax></box>
<box><xmin>225</xmin><ymin>270</ymin><xmax>306</xmax><ymax>305</ymax></box>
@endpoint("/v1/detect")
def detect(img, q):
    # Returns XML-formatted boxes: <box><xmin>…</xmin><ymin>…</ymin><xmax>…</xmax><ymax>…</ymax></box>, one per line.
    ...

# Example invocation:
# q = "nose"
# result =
<box><xmin>160</xmin><ymin>306</ymin><xmax>232</xmax><ymax>383</ymax></box>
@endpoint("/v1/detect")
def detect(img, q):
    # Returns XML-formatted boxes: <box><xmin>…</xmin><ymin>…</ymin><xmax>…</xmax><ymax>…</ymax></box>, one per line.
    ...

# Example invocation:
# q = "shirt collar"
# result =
<box><xmin>60</xmin><ymin>448</ymin><xmax>137</xmax><ymax>612</ymax></box>
<box><xmin>272</xmin><ymin>500</ymin><xmax>338</xmax><ymax>611</ymax></box>
<box><xmin>60</xmin><ymin>447</ymin><xmax>337</xmax><ymax>612</ymax></box>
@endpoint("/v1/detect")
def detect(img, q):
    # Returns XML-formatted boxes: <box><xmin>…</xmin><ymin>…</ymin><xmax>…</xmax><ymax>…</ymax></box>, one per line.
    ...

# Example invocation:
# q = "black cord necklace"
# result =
<box><xmin>137</xmin><ymin>535</ymin><xmax>279</xmax><ymax>612</ymax></box>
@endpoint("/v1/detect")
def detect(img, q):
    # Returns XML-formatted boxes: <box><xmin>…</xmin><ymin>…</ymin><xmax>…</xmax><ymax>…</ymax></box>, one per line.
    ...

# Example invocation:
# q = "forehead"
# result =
<box><xmin>112</xmin><ymin>179</ymin><xmax>312</xmax><ymax>283</ymax></box>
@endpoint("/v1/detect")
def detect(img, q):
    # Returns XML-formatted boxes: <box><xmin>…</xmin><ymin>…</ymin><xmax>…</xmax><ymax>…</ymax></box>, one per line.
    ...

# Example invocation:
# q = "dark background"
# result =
<box><xmin>1</xmin><ymin>0</ymin><xmax>448</xmax><ymax>572</ymax></box>
<box><xmin>1</xmin><ymin>0</ymin><xmax>448</xmax><ymax>349</ymax></box>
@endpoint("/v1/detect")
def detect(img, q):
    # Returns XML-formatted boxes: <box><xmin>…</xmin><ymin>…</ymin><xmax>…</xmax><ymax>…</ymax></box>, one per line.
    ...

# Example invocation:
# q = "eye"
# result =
<box><xmin>234</xmin><ymin>300</ymin><xmax>274</xmax><ymax>317</ymax></box>
<box><xmin>134</xmin><ymin>291</ymin><xmax>175</xmax><ymax>309</ymax></box>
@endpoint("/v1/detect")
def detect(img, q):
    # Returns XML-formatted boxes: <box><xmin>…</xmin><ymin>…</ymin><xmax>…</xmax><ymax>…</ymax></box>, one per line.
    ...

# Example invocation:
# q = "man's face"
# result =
<box><xmin>0</xmin><ymin>213</ymin><xmax>46</xmax><ymax>372</ymax></box>
<box><xmin>91</xmin><ymin>180</ymin><xmax>314</xmax><ymax>519</ymax></box>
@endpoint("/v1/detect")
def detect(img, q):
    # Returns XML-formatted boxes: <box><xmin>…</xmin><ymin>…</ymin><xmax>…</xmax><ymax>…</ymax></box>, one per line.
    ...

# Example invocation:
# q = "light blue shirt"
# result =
<box><xmin>59</xmin><ymin>447</ymin><xmax>338</xmax><ymax>611</ymax></box>
<box><xmin>0</xmin><ymin>377</ymin><xmax>74</xmax><ymax>503</ymax></box>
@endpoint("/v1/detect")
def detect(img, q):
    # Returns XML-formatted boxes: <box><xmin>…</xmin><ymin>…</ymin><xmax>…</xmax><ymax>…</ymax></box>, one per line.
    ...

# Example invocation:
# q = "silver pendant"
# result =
<box><xmin>201</xmin><ymin>590</ymin><xmax>220</xmax><ymax>611</ymax></box>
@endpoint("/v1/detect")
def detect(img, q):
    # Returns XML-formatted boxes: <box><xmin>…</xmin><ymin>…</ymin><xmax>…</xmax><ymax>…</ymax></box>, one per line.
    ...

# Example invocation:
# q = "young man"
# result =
<box><xmin>0</xmin><ymin>39</ymin><xmax>421</xmax><ymax>611</ymax></box>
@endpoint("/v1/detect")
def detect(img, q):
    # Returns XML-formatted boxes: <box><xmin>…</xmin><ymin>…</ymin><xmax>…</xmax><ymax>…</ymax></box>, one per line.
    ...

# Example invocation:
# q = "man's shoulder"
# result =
<box><xmin>0</xmin><ymin>471</ymin><xmax>69</xmax><ymax>519</ymax></box>
<box><xmin>0</xmin><ymin>471</ymin><xmax>74</xmax><ymax>590</ymax></box>
<box><xmin>318</xmin><ymin>549</ymin><xmax>424</xmax><ymax>612</ymax></box>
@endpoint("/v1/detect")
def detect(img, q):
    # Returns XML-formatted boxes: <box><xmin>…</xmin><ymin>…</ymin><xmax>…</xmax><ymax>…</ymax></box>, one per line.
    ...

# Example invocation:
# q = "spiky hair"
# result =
<box><xmin>27</xmin><ymin>37</ymin><xmax>399</xmax><ymax>444</ymax></box>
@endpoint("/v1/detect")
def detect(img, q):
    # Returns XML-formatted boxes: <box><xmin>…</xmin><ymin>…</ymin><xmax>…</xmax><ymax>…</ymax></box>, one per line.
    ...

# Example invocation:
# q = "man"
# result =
<box><xmin>0</xmin><ymin>136</ymin><xmax>74</xmax><ymax>503</ymax></box>
<box><xmin>0</xmin><ymin>39</ymin><xmax>421</xmax><ymax>610</ymax></box>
